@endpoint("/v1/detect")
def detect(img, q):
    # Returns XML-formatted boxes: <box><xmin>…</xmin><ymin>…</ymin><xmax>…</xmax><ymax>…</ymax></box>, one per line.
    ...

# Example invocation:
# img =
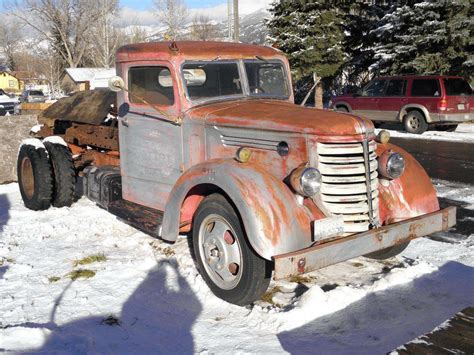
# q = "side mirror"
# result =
<box><xmin>108</xmin><ymin>76</ymin><xmax>125</xmax><ymax>92</ymax></box>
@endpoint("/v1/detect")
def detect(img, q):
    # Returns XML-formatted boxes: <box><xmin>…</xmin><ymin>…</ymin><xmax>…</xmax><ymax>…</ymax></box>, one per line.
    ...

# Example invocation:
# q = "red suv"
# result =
<box><xmin>330</xmin><ymin>75</ymin><xmax>473</xmax><ymax>134</ymax></box>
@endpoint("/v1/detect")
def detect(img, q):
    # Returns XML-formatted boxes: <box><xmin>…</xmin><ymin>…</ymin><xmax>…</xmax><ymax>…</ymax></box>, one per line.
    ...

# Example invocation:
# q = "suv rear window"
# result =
<box><xmin>411</xmin><ymin>79</ymin><xmax>440</xmax><ymax>97</ymax></box>
<box><xmin>29</xmin><ymin>90</ymin><xmax>44</xmax><ymax>96</ymax></box>
<box><xmin>385</xmin><ymin>79</ymin><xmax>407</xmax><ymax>96</ymax></box>
<box><xmin>128</xmin><ymin>66</ymin><xmax>175</xmax><ymax>106</ymax></box>
<box><xmin>443</xmin><ymin>78</ymin><xmax>472</xmax><ymax>96</ymax></box>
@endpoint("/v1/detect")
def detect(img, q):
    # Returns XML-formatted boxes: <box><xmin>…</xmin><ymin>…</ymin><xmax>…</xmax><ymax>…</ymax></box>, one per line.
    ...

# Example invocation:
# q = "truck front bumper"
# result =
<box><xmin>273</xmin><ymin>207</ymin><xmax>456</xmax><ymax>280</ymax></box>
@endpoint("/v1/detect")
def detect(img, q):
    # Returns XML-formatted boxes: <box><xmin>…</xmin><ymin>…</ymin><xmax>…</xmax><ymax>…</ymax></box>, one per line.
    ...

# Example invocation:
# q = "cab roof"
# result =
<box><xmin>116</xmin><ymin>41</ymin><xmax>285</xmax><ymax>63</ymax></box>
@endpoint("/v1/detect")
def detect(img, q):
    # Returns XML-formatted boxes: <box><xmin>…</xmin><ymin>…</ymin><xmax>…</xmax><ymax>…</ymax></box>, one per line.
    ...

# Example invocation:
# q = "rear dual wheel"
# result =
<box><xmin>192</xmin><ymin>194</ymin><xmax>272</xmax><ymax>306</ymax></box>
<box><xmin>18</xmin><ymin>138</ymin><xmax>75</xmax><ymax>210</ymax></box>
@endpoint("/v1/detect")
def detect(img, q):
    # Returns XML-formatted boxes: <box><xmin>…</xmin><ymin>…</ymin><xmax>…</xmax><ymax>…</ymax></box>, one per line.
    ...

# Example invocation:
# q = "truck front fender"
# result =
<box><xmin>377</xmin><ymin>143</ymin><xmax>439</xmax><ymax>224</ymax></box>
<box><xmin>161</xmin><ymin>159</ymin><xmax>313</xmax><ymax>260</ymax></box>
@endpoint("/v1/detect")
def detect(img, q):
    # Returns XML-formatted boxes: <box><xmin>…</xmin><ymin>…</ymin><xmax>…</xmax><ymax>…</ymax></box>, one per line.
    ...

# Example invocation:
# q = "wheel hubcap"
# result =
<box><xmin>199</xmin><ymin>215</ymin><xmax>242</xmax><ymax>290</ymax></box>
<box><xmin>408</xmin><ymin>116</ymin><xmax>420</xmax><ymax>130</ymax></box>
<box><xmin>21</xmin><ymin>157</ymin><xmax>34</xmax><ymax>199</ymax></box>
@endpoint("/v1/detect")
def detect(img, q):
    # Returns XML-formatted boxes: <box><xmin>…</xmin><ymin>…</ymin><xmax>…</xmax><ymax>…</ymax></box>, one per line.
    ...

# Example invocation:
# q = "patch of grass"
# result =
<box><xmin>261</xmin><ymin>286</ymin><xmax>282</xmax><ymax>306</ymax></box>
<box><xmin>149</xmin><ymin>242</ymin><xmax>175</xmax><ymax>257</ymax></box>
<box><xmin>73</xmin><ymin>253</ymin><xmax>107</xmax><ymax>267</ymax></box>
<box><xmin>101</xmin><ymin>315</ymin><xmax>121</xmax><ymax>326</ymax></box>
<box><xmin>68</xmin><ymin>269</ymin><xmax>96</xmax><ymax>281</ymax></box>
<box><xmin>351</xmin><ymin>262</ymin><xmax>364</xmax><ymax>268</ymax></box>
<box><xmin>48</xmin><ymin>276</ymin><xmax>61</xmax><ymax>283</ymax></box>
<box><xmin>288</xmin><ymin>275</ymin><xmax>315</xmax><ymax>284</ymax></box>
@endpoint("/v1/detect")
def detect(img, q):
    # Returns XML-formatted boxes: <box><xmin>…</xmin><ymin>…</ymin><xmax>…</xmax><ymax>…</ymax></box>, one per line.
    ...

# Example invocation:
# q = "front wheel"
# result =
<box><xmin>192</xmin><ymin>194</ymin><xmax>272</xmax><ymax>306</ymax></box>
<box><xmin>364</xmin><ymin>242</ymin><xmax>409</xmax><ymax>260</ymax></box>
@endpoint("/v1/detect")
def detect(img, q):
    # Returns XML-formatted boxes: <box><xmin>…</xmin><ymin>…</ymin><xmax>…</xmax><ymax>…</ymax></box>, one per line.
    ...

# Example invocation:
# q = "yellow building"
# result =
<box><xmin>0</xmin><ymin>71</ymin><xmax>21</xmax><ymax>93</ymax></box>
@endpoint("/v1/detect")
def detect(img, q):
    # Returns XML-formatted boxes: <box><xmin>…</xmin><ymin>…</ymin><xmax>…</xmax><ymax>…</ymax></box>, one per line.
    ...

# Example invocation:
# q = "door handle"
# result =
<box><xmin>121</xmin><ymin>118</ymin><xmax>129</xmax><ymax>127</ymax></box>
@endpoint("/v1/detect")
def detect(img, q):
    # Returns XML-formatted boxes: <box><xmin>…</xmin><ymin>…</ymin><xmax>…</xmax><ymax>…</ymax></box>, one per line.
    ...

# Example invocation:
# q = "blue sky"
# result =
<box><xmin>120</xmin><ymin>0</ymin><xmax>226</xmax><ymax>10</ymax></box>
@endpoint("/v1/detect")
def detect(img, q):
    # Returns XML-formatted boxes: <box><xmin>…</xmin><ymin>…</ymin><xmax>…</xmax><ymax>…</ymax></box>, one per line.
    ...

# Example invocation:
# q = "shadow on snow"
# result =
<box><xmin>24</xmin><ymin>259</ymin><xmax>202</xmax><ymax>354</ymax></box>
<box><xmin>277</xmin><ymin>261</ymin><xmax>474</xmax><ymax>354</ymax></box>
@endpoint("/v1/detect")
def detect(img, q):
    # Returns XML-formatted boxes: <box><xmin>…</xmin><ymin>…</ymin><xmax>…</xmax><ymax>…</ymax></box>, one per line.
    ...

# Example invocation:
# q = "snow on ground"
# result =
<box><xmin>0</xmin><ymin>181</ymin><xmax>473</xmax><ymax>354</ymax></box>
<box><xmin>375</xmin><ymin>123</ymin><xmax>474</xmax><ymax>143</ymax></box>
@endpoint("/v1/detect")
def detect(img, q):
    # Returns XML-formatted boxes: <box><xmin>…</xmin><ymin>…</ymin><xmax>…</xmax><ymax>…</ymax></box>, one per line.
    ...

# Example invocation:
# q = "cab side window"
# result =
<box><xmin>362</xmin><ymin>80</ymin><xmax>386</xmax><ymax>97</ymax></box>
<box><xmin>385</xmin><ymin>79</ymin><xmax>407</xmax><ymax>96</ymax></box>
<box><xmin>128</xmin><ymin>66</ymin><xmax>175</xmax><ymax>105</ymax></box>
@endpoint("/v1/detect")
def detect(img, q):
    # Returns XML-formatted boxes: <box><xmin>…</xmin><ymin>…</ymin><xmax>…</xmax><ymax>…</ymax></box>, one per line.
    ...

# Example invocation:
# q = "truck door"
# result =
<box><xmin>118</xmin><ymin>63</ymin><xmax>182</xmax><ymax>211</ymax></box>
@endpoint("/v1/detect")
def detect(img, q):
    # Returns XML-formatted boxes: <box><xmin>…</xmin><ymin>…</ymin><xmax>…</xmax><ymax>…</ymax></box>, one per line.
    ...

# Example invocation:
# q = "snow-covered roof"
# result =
<box><xmin>65</xmin><ymin>68</ymin><xmax>115</xmax><ymax>83</ymax></box>
<box><xmin>90</xmin><ymin>68</ymin><xmax>117</xmax><ymax>89</ymax></box>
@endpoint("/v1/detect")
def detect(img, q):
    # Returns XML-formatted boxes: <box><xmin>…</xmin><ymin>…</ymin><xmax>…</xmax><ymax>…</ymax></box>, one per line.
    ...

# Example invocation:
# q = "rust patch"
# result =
<box><xmin>64</xmin><ymin>123</ymin><xmax>119</xmax><ymax>151</ymax></box>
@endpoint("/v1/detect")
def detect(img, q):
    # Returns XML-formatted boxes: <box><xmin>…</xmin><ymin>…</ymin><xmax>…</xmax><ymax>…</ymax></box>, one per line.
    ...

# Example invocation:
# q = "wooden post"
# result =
<box><xmin>313</xmin><ymin>72</ymin><xmax>323</xmax><ymax>109</ymax></box>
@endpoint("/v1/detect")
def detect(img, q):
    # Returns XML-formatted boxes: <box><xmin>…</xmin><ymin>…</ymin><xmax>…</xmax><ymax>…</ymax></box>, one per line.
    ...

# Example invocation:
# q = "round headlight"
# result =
<box><xmin>290</xmin><ymin>166</ymin><xmax>322</xmax><ymax>196</ymax></box>
<box><xmin>379</xmin><ymin>151</ymin><xmax>405</xmax><ymax>179</ymax></box>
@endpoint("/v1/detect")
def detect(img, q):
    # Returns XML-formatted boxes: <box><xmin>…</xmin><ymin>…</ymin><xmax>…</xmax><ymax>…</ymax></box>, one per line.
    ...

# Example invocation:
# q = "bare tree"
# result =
<box><xmin>119</xmin><ymin>23</ymin><xmax>150</xmax><ymax>45</ymax></box>
<box><xmin>190</xmin><ymin>14</ymin><xmax>217</xmax><ymax>41</ymax></box>
<box><xmin>154</xmin><ymin>0</ymin><xmax>188</xmax><ymax>40</ymax></box>
<box><xmin>9</xmin><ymin>0</ymin><xmax>108</xmax><ymax>68</ymax></box>
<box><xmin>0</xmin><ymin>15</ymin><xmax>23</xmax><ymax>70</ymax></box>
<box><xmin>86</xmin><ymin>0</ymin><xmax>120</xmax><ymax>68</ymax></box>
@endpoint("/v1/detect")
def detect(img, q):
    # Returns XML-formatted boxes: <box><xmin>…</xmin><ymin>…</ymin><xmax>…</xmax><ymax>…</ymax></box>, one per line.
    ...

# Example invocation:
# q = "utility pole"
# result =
<box><xmin>227</xmin><ymin>0</ymin><xmax>232</xmax><ymax>41</ymax></box>
<box><xmin>233</xmin><ymin>0</ymin><xmax>239</xmax><ymax>42</ymax></box>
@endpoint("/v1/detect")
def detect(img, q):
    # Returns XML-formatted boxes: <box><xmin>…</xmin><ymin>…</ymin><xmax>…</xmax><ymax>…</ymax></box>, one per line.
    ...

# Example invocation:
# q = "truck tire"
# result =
<box><xmin>364</xmin><ymin>242</ymin><xmax>409</xmax><ymax>260</ymax></box>
<box><xmin>191</xmin><ymin>193</ymin><xmax>272</xmax><ymax>306</ymax></box>
<box><xmin>44</xmin><ymin>141</ymin><xmax>76</xmax><ymax>207</ymax></box>
<box><xmin>403</xmin><ymin>110</ymin><xmax>428</xmax><ymax>134</ymax></box>
<box><xmin>17</xmin><ymin>142</ymin><xmax>53</xmax><ymax>210</ymax></box>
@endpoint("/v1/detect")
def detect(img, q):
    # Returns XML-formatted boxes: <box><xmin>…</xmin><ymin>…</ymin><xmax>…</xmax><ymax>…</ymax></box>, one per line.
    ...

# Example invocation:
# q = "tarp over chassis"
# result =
<box><xmin>41</xmin><ymin>90</ymin><xmax>116</xmax><ymax>126</ymax></box>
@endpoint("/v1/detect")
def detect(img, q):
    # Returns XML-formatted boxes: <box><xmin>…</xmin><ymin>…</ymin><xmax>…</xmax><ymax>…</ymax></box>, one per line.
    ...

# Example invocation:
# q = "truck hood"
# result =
<box><xmin>187</xmin><ymin>99</ymin><xmax>374</xmax><ymax>138</ymax></box>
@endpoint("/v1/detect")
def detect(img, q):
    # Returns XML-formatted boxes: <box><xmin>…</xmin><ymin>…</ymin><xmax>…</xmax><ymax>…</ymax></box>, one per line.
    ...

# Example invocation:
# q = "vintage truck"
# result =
<box><xmin>17</xmin><ymin>41</ymin><xmax>456</xmax><ymax>306</ymax></box>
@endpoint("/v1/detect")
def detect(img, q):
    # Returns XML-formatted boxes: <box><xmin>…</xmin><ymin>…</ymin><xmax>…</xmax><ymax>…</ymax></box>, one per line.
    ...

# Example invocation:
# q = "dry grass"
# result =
<box><xmin>101</xmin><ymin>315</ymin><xmax>121</xmax><ymax>326</ymax></box>
<box><xmin>73</xmin><ymin>253</ymin><xmax>107</xmax><ymax>267</ymax></box>
<box><xmin>261</xmin><ymin>286</ymin><xmax>282</xmax><ymax>306</ymax></box>
<box><xmin>288</xmin><ymin>275</ymin><xmax>315</xmax><ymax>284</ymax></box>
<box><xmin>68</xmin><ymin>269</ymin><xmax>96</xmax><ymax>281</ymax></box>
<box><xmin>48</xmin><ymin>276</ymin><xmax>61</xmax><ymax>283</ymax></box>
<box><xmin>149</xmin><ymin>242</ymin><xmax>175</xmax><ymax>257</ymax></box>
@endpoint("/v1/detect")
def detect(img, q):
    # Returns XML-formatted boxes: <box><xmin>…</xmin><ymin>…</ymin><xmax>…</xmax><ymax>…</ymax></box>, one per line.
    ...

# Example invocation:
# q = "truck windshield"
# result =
<box><xmin>182</xmin><ymin>62</ymin><xmax>243</xmax><ymax>101</ymax></box>
<box><xmin>244</xmin><ymin>60</ymin><xmax>289</xmax><ymax>98</ymax></box>
<box><xmin>443</xmin><ymin>78</ymin><xmax>473</xmax><ymax>96</ymax></box>
<box><xmin>182</xmin><ymin>60</ymin><xmax>289</xmax><ymax>101</ymax></box>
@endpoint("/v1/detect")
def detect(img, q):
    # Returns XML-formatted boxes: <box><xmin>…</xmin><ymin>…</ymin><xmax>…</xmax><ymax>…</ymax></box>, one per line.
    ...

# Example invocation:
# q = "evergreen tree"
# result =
<box><xmin>267</xmin><ymin>1</ymin><xmax>346</xmax><ymax>107</ymax></box>
<box><xmin>371</xmin><ymin>0</ymin><xmax>473</xmax><ymax>77</ymax></box>
<box><xmin>340</xmin><ymin>1</ymin><xmax>395</xmax><ymax>89</ymax></box>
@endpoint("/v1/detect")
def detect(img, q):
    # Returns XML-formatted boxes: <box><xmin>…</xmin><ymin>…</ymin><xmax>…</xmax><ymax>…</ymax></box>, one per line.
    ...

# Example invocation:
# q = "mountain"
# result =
<box><xmin>142</xmin><ymin>8</ymin><xmax>269</xmax><ymax>44</ymax></box>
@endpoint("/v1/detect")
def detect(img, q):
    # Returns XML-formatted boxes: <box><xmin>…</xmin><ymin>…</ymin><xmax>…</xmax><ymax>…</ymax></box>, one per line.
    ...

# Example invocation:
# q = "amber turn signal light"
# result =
<box><xmin>376</xmin><ymin>130</ymin><xmax>390</xmax><ymax>144</ymax></box>
<box><xmin>236</xmin><ymin>147</ymin><xmax>252</xmax><ymax>163</ymax></box>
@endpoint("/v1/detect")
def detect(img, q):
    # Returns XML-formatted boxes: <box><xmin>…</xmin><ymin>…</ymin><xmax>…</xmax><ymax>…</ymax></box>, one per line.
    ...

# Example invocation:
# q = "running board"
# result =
<box><xmin>107</xmin><ymin>199</ymin><xmax>163</xmax><ymax>238</ymax></box>
<box><xmin>83</xmin><ymin>166</ymin><xmax>163</xmax><ymax>238</ymax></box>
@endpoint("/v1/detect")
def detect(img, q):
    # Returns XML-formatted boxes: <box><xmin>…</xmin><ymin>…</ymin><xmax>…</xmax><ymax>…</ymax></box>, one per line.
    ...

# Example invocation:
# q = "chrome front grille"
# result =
<box><xmin>316</xmin><ymin>140</ymin><xmax>379</xmax><ymax>233</ymax></box>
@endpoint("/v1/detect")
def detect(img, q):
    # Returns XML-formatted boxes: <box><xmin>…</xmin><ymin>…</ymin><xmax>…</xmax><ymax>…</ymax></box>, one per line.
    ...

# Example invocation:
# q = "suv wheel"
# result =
<box><xmin>403</xmin><ymin>110</ymin><xmax>428</xmax><ymax>134</ymax></box>
<box><xmin>335</xmin><ymin>106</ymin><xmax>349</xmax><ymax>112</ymax></box>
<box><xmin>192</xmin><ymin>194</ymin><xmax>271</xmax><ymax>306</ymax></box>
